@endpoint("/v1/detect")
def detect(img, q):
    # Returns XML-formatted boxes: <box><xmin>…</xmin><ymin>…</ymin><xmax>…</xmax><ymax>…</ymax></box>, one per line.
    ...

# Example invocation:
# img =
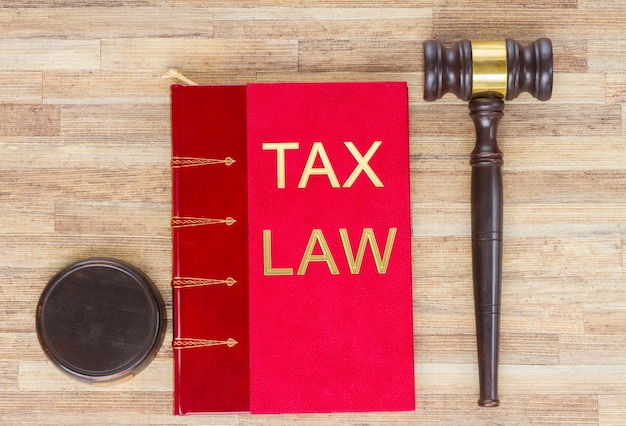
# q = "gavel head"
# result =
<box><xmin>423</xmin><ymin>38</ymin><xmax>553</xmax><ymax>102</ymax></box>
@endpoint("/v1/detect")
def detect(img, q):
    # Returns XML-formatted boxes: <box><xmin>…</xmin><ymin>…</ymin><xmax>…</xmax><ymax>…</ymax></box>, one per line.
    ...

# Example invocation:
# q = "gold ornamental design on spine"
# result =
<box><xmin>172</xmin><ymin>277</ymin><xmax>237</xmax><ymax>288</ymax></box>
<box><xmin>171</xmin><ymin>156</ymin><xmax>235</xmax><ymax>168</ymax></box>
<box><xmin>171</xmin><ymin>216</ymin><xmax>236</xmax><ymax>228</ymax></box>
<box><xmin>173</xmin><ymin>338</ymin><xmax>238</xmax><ymax>349</ymax></box>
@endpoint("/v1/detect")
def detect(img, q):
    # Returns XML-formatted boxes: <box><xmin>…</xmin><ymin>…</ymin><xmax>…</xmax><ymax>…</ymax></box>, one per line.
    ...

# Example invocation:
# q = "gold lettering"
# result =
<box><xmin>298</xmin><ymin>142</ymin><xmax>341</xmax><ymax>188</ymax></box>
<box><xmin>263</xmin><ymin>230</ymin><xmax>294</xmax><ymax>276</ymax></box>
<box><xmin>340</xmin><ymin>227</ymin><xmax>397</xmax><ymax>274</ymax></box>
<box><xmin>297</xmin><ymin>229</ymin><xmax>339</xmax><ymax>275</ymax></box>
<box><xmin>262</xmin><ymin>142</ymin><xmax>299</xmax><ymax>189</ymax></box>
<box><xmin>343</xmin><ymin>141</ymin><xmax>384</xmax><ymax>187</ymax></box>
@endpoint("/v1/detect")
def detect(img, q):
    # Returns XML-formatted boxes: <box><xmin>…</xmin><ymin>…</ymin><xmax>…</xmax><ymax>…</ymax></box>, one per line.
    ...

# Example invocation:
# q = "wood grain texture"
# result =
<box><xmin>0</xmin><ymin>39</ymin><xmax>100</xmax><ymax>72</ymax></box>
<box><xmin>0</xmin><ymin>7</ymin><xmax>213</xmax><ymax>38</ymax></box>
<box><xmin>0</xmin><ymin>1</ymin><xmax>624</xmax><ymax>424</ymax></box>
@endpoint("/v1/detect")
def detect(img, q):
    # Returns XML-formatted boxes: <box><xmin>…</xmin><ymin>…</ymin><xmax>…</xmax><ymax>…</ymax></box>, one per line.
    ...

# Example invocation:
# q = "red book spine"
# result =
<box><xmin>171</xmin><ymin>85</ymin><xmax>250</xmax><ymax>414</ymax></box>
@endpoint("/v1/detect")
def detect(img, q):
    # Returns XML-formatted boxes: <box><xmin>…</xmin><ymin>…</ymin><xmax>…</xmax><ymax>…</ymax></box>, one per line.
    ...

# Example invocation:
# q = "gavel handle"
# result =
<box><xmin>469</xmin><ymin>97</ymin><xmax>504</xmax><ymax>407</ymax></box>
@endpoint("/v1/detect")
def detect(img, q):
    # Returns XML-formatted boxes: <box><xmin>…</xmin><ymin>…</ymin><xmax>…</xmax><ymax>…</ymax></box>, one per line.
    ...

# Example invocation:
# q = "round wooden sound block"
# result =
<box><xmin>36</xmin><ymin>258</ymin><xmax>165</xmax><ymax>384</ymax></box>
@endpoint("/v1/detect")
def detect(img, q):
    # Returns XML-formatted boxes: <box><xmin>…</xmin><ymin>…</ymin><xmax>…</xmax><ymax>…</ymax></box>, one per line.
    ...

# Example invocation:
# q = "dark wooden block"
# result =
<box><xmin>36</xmin><ymin>258</ymin><xmax>165</xmax><ymax>384</ymax></box>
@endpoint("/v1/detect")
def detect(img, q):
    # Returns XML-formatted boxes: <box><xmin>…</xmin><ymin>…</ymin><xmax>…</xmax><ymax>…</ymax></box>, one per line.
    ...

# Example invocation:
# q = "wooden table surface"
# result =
<box><xmin>1</xmin><ymin>1</ymin><xmax>625</xmax><ymax>424</ymax></box>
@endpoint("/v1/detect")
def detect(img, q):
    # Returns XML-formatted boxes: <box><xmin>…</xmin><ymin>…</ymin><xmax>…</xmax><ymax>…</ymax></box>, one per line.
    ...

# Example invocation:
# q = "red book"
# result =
<box><xmin>171</xmin><ymin>82</ymin><xmax>414</xmax><ymax>415</ymax></box>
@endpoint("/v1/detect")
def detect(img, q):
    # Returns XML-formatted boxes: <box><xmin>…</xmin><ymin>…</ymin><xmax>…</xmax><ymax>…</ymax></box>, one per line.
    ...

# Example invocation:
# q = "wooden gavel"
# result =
<box><xmin>423</xmin><ymin>38</ymin><xmax>553</xmax><ymax>407</ymax></box>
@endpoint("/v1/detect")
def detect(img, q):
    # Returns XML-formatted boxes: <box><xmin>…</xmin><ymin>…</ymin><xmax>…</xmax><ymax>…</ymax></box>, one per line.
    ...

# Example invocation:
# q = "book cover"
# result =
<box><xmin>171</xmin><ymin>82</ymin><xmax>414</xmax><ymax>415</ymax></box>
